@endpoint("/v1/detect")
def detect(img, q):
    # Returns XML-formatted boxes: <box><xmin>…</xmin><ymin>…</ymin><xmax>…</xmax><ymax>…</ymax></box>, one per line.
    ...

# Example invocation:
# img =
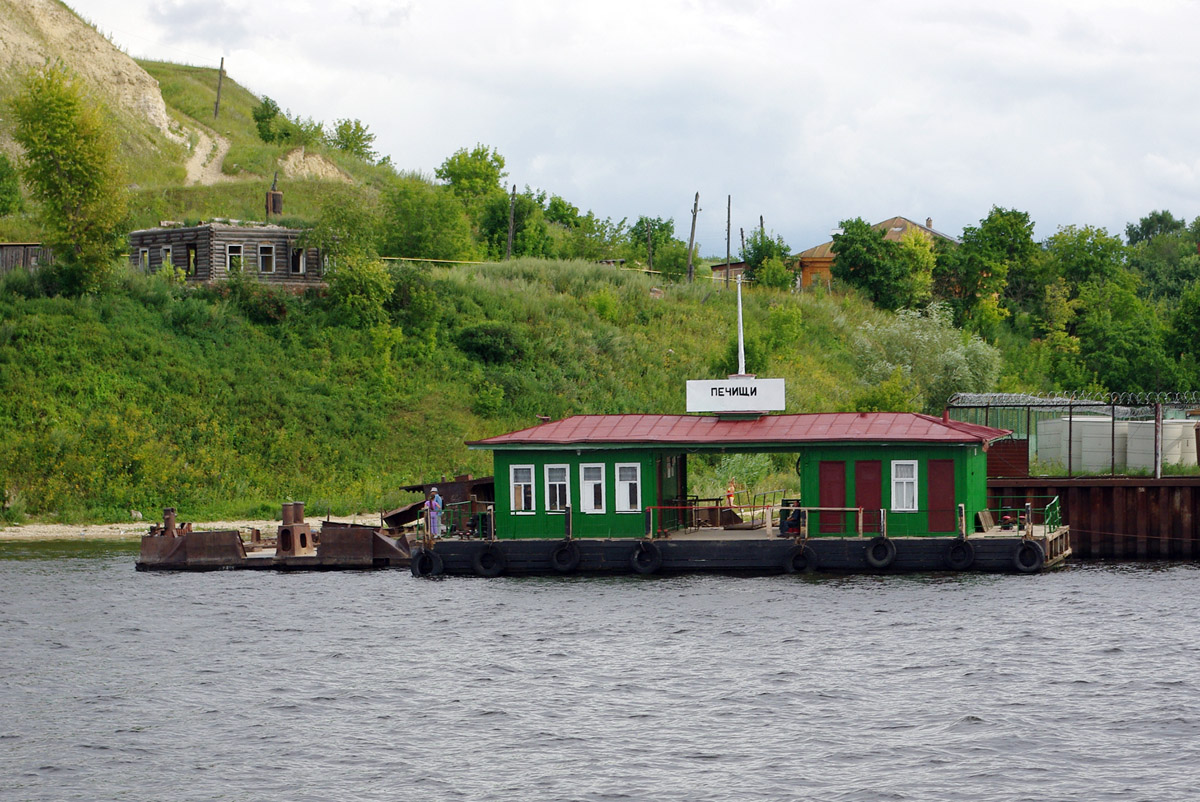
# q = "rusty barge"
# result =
<box><xmin>136</xmin><ymin>503</ymin><xmax>410</xmax><ymax>571</ymax></box>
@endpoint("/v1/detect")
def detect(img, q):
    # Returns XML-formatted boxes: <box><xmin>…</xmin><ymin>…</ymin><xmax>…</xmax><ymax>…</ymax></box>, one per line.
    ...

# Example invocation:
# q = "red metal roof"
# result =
<box><xmin>468</xmin><ymin>413</ymin><xmax>1010</xmax><ymax>448</ymax></box>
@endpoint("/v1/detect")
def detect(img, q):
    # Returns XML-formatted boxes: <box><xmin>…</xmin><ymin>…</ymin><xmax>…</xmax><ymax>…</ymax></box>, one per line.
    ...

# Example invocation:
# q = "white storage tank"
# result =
<box><xmin>1035</xmin><ymin>418</ymin><xmax>1063</xmax><ymax>466</ymax></box>
<box><xmin>1069</xmin><ymin>417</ymin><xmax>1128</xmax><ymax>472</ymax></box>
<box><xmin>1127</xmin><ymin>421</ymin><xmax>1200</xmax><ymax>470</ymax></box>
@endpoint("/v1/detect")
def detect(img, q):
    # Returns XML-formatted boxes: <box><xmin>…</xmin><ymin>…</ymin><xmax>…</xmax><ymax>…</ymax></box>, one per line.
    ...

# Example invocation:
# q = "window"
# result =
<box><xmin>616</xmin><ymin>463</ymin><xmax>641</xmax><ymax>512</ymax></box>
<box><xmin>290</xmin><ymin>244</ymin><xmax>306</xmax><ymax>274</ymax></box>
<box><xmin>186</xmin><ymin>244</ymin><xmax>197</xmax><ymax>277</ymax></box>
<box><xmin>259</xmin><ymin>244</ymin><xmax>275</xmax><ymax>274</ymax></box>
<box><xmin>891</xmin><ymin>461</ymin><xmax>918</xmax><ymax>512</ymax></box>
<box><xmin>580</xmin><ymin>464</ymin><xmax>605</xmax><ymax>513</ymax></box>
<box><xmin>227</xmin><ymin>244</ymin><xmax>243</xmax><ymax>273</ymax></box>
<box><xmin>138</xmin><ymin>248</ymin><xmax>149</xmax><ymax>270</ymax></box>
<box><xmin>511</xmin><ymin>465</ymin><xmax>535</xmax><ymax>513</ymax></box>
<box><xmin>545</xmin><ymin>464</ymin><xmax>569</xmax><ymax>513</ymax></box>
<box><xmin>161</xmin><ymin>245</ymin><xmax>173</xmax><ymax>270</ymax></box>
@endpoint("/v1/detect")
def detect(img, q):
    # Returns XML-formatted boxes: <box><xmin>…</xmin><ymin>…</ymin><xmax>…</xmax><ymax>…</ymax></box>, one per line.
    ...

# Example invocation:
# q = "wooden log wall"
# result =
<box><xmin>989</xmin><ymin>477</ymin><xmax>1200</xmax><ymax>560</ymax></box>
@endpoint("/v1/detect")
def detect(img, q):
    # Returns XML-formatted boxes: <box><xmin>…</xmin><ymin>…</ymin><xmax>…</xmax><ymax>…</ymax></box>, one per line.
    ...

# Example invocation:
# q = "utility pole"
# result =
<box><xmin>646</xmin><ymin>222</ymin><xmax>653</xmax><ymax>272</ymax></box>
<box><xmin>506</xmin><ymin>184</ymin><xmax>516</xmax><ymax>260</ymax></box>
<box><xmin>740</xmin><ymin>227</ymin><xmax>745</xmax><ymax>255</ymax></box>
<box><xmin>686</xmin><ymin>192</ymin><xmax>699</xmax><ymax>283</ymax></box>
<box><xmin>760</xmin><ymin>215</ymin><xmax>765</xmax><ymax>235</ymax></box>
<box><xmin>213</xmin><ymin>57</ymin><xmax>225</xmax><ymax>119</ymax></box>
<box><xmin>725</xmin><ymin>195</ymin><xmax>731</xmax><ymax>289</ymax></box>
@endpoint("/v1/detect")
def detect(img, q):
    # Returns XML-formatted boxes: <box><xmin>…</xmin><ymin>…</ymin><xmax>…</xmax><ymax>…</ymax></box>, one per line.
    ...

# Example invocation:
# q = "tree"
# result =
<box><xmin>380</xmin><ymin>174</ymin><xmax>474</xmax><ymax>260</ymax></box>
<box><xmin>1042</xmin><ymin>224</ymin><xmax>1126</xmax><ymax>289</ymax></box>
<box><xmin>740</xmin><ymin>228</ymin><xmax>791</xmax><ymax>279</ymax></box>
<box><xmin>0</xmin><ymin>153</ymin><xmax>21</xmax><ymax>216</ymax></box>
<box><xmin>1068</xmin><ymin>277</ymin><xmax>1178</xmax><ymax>392</ymax></box>
<box><xmin>252</xmin><ymin>96</ymin><xmax>284</xmax><ymax>143</ymax></box>
<box><xmin>936</xmin><ymin>206</ymin><xmax>1036</xmax><ymax>332</ymax></box>
<box><xmin>544</xmin><ymin>195</ymin><xmax>580</xmax><ymax>227</ymax></box>
<box><xmin>854</xmin><ymin>303</ymin><xmax>1000</xmax><ymax>414</ymax></box>
<box><xmin>328</xmin><ymin>119</ymin><xmax>378</xmax><ymax>162</ymax></box>
<box><xmin>831</xmin><ymin>217</ymin><xmax>907</xmax><ymax>309</ymax></box>
<box><xmin>435</xmin><ymin>144</ymin><xmax>507</xmax><ymax>206</ymax></box>
<box><xmin>628</xmin><ymin>216</ymin><xmax>678</xmax><ymax>267</ymax></box>
<box><xmin>326</xmin><ymin>252</ymin><xmax>392</xmax><ymax>328</ymax></box>
<box><xmin>1126</xmin><ymin>209</ymin><xmax>1184</xmax><ymax>246</ymax></box>
<box><xmin>1128</xmin><ymin>228</ymin><xmax>1200</xmax><ymax>302</ymax></box>
<box><xmin>756</xmin><ymin>256</ymin><xmax>795</xmax><ymax>290</ymax></box>
<box><xmin>9</xmin><ymin>63</ymin><xmax>128</xmax><ymax>294</ymax></box>
<box><xmin>894</xmin><ymin>228</ymin><xmax>935</xmax><ymax>308</ymax></box>
<box><xmin>479</xmin><ymin>188</ymin><xmax>551</xmax><ymax>259</ymax></box>
<box><xmin>303</xmin><ymin>186</ymin><xmax>381</xmax><ymax>260</ymax></box>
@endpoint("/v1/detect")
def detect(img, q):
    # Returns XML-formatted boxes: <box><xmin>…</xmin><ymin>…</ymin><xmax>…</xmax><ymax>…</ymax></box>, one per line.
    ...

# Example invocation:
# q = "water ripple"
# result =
<box><xmin>2</xmin><ymin>554</ymin><xmax>1200</xmax><ymax>800</ymax></box>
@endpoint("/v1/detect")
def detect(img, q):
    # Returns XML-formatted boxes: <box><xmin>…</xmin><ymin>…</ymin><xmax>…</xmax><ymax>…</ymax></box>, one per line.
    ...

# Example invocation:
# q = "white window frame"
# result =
<box><xmin>259</xmin><ymin>243</ymin><xmax>275</xmax><ymax>274</ymax></box>
<box><xmin>510</xmin><ymin>464</ymin><xmax>536</xmax><ymax>514</ymax></box>
<box><xmin>545</xmin><ymin>464</ymin><xmax>570</xmax><ymax>513</ymax></box>
<box><xmin>290</xmin><ymin>244</ymin><xmax>306</xmax><ymax>275</ymax></box>
<box><xmin>615</xmin><ymin>462</ymin><xmax>641</xmax><ymax>513</ymax></box>
<box><xmin>891</xmin><ymin>460</ymin><xmax>918</xmax><ymax>512</ymax></box>
<box><xmin>139</xmin><ymin>248</ymin><xmax>149</xmax><ymax>270</ymax></box>
<box><xmin>580</xmin><ymin>463</ymin><xmax>606</xmax><ymax>514</ymax></box>
<box><xmin>227</xmin><ymin>243</ymin><xmax>243</xmax><ymax>274</ymax></box>
<box><xmin>161</xmin><ymin>245</ymin><xmax>173</xmax><ymax>269</ymax></box>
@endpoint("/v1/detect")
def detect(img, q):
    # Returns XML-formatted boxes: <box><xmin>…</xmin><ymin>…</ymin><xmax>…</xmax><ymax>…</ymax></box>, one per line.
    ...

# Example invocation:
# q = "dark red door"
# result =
<box><xmin>819</xmin><ymin>461</ymin><xmax>846</xmax><ymax>534</ymax></box>
<box><xmin>928</xmin><ymin>459</ymin><xmax>956</xmax><ymax>533</ymax></box>
<box><xmin>855</xmin><ymin>460</ymin><xmax>883</xmax><ymax>533</ymax></box>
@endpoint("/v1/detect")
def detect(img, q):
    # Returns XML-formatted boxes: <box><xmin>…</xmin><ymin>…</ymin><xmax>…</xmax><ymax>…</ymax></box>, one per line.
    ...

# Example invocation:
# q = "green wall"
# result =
<box><xmin>487</xmin><ymin>442</ymin><xmax>989</xmax><ymax>539</ymax></box>
<box><xmin>796</xmin><ymin>444</ymin><xmax>988</xmax><ymax>536</ymax></box>
<box><xmin>492</xmin><ymin>449</ymin><xmax>670</xmax><ymax>539</ymax></box>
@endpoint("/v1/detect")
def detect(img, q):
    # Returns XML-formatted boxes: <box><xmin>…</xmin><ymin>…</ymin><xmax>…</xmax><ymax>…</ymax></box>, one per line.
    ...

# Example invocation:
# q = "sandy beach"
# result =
<box><xmin>0</xmin><ymin>514</ymin><xmax>384</xmax><ymax>541</ymax></box>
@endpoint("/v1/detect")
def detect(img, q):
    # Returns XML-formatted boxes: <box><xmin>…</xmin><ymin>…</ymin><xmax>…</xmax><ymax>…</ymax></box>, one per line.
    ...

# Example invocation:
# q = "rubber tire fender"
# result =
<box><xmin>471</xmin><ymin>543</ymin><xmax>507</xmax><ymax>578</ymax></box>
<box><xmin>945</xmin><ymin>539</ymin><xmax>975</xmax><ymax>570</ymax></box>
<box><xmin>550</xmin><ymin>540</ymin><xmax>582</xmax><ymax>573</ymax></box>
<box><xmin>783</xmin><ymin>544</ymin><xmax>818</xmax><ymax>574</ymax></box>
<box><xmin>864</xmin><ymin>536</ymin><xmax>897</xmax><ymax>569</ymax></box>
<box><xmin>410</xmin><ymin>548</ymin><xmax>444</xmax><ymax>578</ymax></box>
<box><xmin>1013</xmin><ymin>540</ymin><xmax>1045</xmax><ymax>574</ymax></box>
<box><xmin>630</xmin><ymin>541</ymin><xmax>663</xmax><ymax>574</ymax></box>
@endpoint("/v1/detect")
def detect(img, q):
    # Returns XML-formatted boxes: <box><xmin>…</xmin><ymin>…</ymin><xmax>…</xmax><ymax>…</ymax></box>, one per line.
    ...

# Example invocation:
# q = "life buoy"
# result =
<box><xmin>410</xmin><ymin>548</ymin><xmax>444</xmax><ymax>578</ymax></box>
<box><xmin>630</xmin><ymin>541</ymin><xmax>663</xmax><ymax>574</ymax></box>
<box><xmin>864</xmin><ymin>536</ymin><xmax>897</xmax><ymax>569</ymax></box>
<box><xmin>783</xmin><ymin>544</ymin><xmax>818</xmax><ymax>574</ymax></box>
<box><xmin>471</xmin><ymin>543</ymin><xmax>507</xmax><ymax>577</ymax></box>
<box><xmin>550</xmin><ymin>540</ymin><xmax>581</xmax><ymax>573</ymax></box>
<box><xmin>945</xmin><ymin>539</ymin><xmax>975</xmax><ymax>570</ymax></box>
<box><xmin>1013</xmin><ymin>540</ymin><xmax>1045</xmax><ymax>574</ymax></box>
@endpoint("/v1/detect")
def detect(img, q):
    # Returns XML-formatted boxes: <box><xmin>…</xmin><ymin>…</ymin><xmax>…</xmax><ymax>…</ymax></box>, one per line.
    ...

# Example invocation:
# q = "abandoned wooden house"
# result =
<box><xmin>128</xmin><ymin>222</ymin><xmax>324</xmax><ymax>287</ymax></box>
<box><xmin>0</xmin><ymin>242</ymin><xmax>54</xmax><ymax>278</ymax></box>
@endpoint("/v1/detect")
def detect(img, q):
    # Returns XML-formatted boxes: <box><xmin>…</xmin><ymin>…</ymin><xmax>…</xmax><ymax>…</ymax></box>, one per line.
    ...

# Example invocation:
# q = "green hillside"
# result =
<box><xmin>0</xmin><ymin>259</ymin><xmax>998</xmax><ymax>524</ymax></box>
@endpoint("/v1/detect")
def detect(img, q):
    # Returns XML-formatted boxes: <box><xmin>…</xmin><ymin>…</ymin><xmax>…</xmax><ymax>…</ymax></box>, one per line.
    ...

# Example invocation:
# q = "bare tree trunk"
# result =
<box><xmin>686</xmin><ymin>192</ymin><xmax>699</xmax><ymax>283</ymax></box>
<box><xmin>213</xmin><ymin>57</ymin><xmax>224</xmax><ymax>119</ymax></box>
<box><xmin>506</xmin><ymin>184</ymin><xmax>516</xmax><ymax>260</ymax></box>
<box><xmin>725</xmin><ymin>195</ymin><xmax>731</xmax><ymax>289</ymax></box>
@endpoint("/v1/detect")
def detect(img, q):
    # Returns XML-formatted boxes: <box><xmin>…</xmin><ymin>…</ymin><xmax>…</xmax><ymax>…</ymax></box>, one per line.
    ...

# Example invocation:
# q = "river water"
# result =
<box><xmin>2</xmin><ymin>540</ymin><xmax>1199</xmax><ymax>802</ymax></box>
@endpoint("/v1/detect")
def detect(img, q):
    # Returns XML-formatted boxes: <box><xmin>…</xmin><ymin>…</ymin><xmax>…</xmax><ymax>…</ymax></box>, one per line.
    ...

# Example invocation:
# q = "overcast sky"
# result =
<box><xmin>66</xmin><ymin>0</ymin><xmax>1200</xmax><ymax>255</ymax></box>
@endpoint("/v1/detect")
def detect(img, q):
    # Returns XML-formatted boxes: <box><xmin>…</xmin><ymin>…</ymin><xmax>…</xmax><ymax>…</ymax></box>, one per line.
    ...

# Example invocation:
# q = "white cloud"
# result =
<box><xmin>64</xmin><ymin>0</ymin><xmax>1200</xmax><ymax>251</ymax></box>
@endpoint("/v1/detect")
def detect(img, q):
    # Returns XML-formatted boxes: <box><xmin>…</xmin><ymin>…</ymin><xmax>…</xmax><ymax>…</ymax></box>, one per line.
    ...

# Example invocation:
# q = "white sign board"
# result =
<box><xmin>686</xmin><ymin>378</ymin><xmax>786</xmax><ymax>413</ymax></box>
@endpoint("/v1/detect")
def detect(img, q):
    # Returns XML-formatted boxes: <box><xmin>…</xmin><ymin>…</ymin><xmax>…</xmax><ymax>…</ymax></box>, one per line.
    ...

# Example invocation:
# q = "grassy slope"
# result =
<box><xmin>131</xmin><ymin>60</ymin><xmax>395</xmax><ymax>229</ymax></box>
<box><xmin>0</xmin><ymin>260</ymin><xmax>881</xmax><ymax>523</ymax></box>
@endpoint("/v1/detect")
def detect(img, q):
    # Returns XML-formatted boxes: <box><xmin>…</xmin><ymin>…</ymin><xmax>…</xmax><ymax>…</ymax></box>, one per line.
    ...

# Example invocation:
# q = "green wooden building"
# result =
<box><xmin>467</xmin><ymin>412</ymin><xmax>1010</xmax><ymax>540</ymax></box>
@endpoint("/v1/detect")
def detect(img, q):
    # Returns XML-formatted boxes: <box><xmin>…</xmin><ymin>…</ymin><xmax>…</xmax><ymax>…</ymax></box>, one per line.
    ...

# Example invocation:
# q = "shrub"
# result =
<box><xmin>326</xmin><ymin>254</ymin><xmax>391</xmax><ymax>328</ymax></box>
<box><xmin>457</xmin><ymin>321</ymin><xmax>527</xmax><ymax>364</ymax></box>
